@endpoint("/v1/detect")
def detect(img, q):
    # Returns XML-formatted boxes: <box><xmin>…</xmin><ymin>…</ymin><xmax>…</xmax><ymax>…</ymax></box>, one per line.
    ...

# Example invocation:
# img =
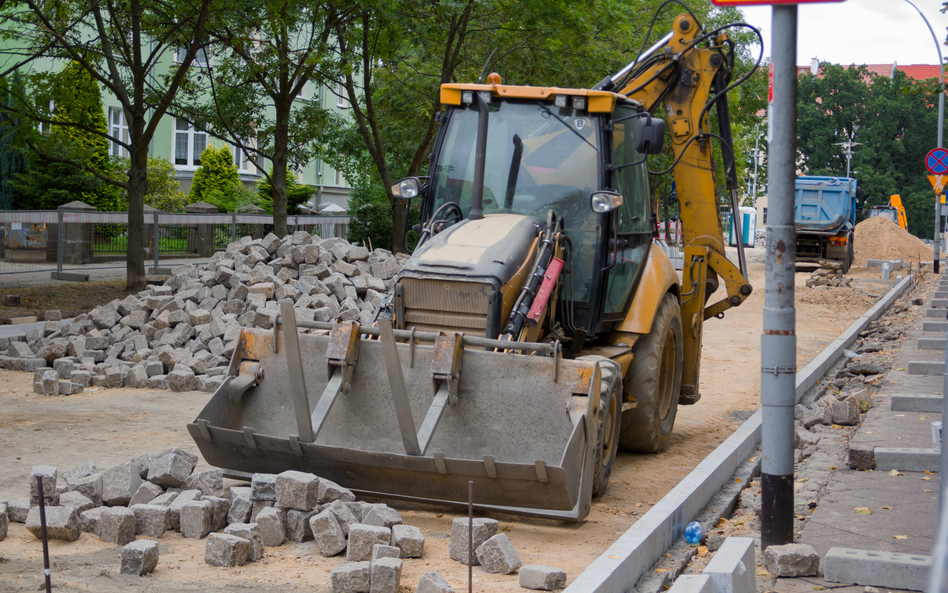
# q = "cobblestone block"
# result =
<box><xmin>475</xmin><ymin>533</ymin><xmax>521</xmax><ymax>574</ymax></box>
<box><xmin>310</xmin><ymin>509</ymin><xmax>347</xmax><ymax>557</ymax></box>
<box><xmin>371</xmin><ymin>557</ymin><xmax>403</xmax><ymax>593</ymax></box>
<box><xmin>331</xmin><ymin>561</ymin><xmax>370</xmax><ymax>593</ymax></box>
<box><xmin>99</xmin><ymin>506</ymin><xmax>137</xmax><ymax>545</ymax></box>
<box><xmin>416</xmin><ymin>572</ymin><xmax>455</xmax><ymax>593</ymax></box>
<box><xmin>449</xmin><ymin>517</ymin><xmax>498</xmax><ymax>565</ymax></box>
<box><xmin>128</xmin><ymin>481</ymin><xmax>163</xmax><ymax>507</ymax></box>
<box><xmin>224</xmin><ymin>522</ymin><xmax>264</xmax><ymax>562</ymax></box>
<box><xmin>256</xmin><ymin>506</ymin><xmax>285</xmax><ymax>547</ymax></box>
<box><xmin>519</xmin><ymin>565</ymin><xmax>567</xmax><ymax>590</ymax></box>
<box><xmin>58</xmin><ymin>491</ymin><xmax>94</xmax><ymax>515</ymax></box>
<box><xmin>121</xmin><ymin>539</ymin><xmax>159</xmax><ymax>575</ymax></box>
<box><xmin>227</xmin><ymin>487</ymin><xmax>253</xmax><ymax>524</ymax></box>
<box><xmin>391</xmin><ymin>524</ymin><xmax>424</xmax><ymax>558</ymax></box>
<box><xmin>347</xmin><ymin>524</ymin><xmax>392</xmax><ymax>562</ymax></box>
<box><xmin>276</xmin><ymin>470</ymin><xmax>320</xmax><ymax>511</ymax></box>
<box><xmin>26</xmin><ymin>506</ymin><xmax>80</xmax><ymax>541</ymax></box>
<box><xmin>180</xmin><ymin>499</ymin><xmax>213</xmax><ymax>539</ymax></box>
<box><xmin>148</xmin><ymin>448</ymin><xmax>198</xmax><ymax>488</ymax></box>
<box><xmin>102</xmin><ymin>462</ymin><xmax>142</xmax><ymax>506</ymax></box>
<box><xmin>252</xmin><ymin>473</ymin><xmax>278</xmax><ymax>501</ymax></box>
<box><xmin>130</xmin><ymin>504</ymin><xmax>168</xmax><ymax>538</ymax></box>
<box><xmin>205</xmin><ymin>533</ymin><xmax>251</xmax><ymax>567</ymax></box>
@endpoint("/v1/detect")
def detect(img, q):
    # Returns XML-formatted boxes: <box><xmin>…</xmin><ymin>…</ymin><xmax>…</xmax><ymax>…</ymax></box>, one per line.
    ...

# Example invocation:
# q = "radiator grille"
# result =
<box><xmin>401</xmin><ymin>278</ymin><xmax>491</xmax><ymax>335</ymax></box>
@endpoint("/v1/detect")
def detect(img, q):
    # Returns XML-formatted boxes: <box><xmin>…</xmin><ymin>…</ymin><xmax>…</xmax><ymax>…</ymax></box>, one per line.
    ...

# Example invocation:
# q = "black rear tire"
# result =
<box><xmin>618</xmin><ymin>293</ymin><xmax>683</xmax><ymax>453</ymax></box>
<box><xmin>579</xmin><ymin>356</ymin><xmax>622</xmax><ymax>497</ymax></box>
<box><xmin>841</xmin><ymin>235</ymin><xmax>854</xmax><ymax>274</ymax></box>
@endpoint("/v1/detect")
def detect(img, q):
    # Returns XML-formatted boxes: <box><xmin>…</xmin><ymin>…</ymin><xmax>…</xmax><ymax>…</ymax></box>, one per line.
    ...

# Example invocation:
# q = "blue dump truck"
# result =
<box><xmin>794</xmin><ymin>176</ymin><xmax>857</xmax><ymax>273</ymax></box>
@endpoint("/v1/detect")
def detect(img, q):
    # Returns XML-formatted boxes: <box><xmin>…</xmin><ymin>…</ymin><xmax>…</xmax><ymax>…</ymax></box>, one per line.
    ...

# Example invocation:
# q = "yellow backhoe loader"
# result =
<box><xmin>188</xmin><ymin>12</ymin><xmax>757</xmax><ymax>521</ymax></box>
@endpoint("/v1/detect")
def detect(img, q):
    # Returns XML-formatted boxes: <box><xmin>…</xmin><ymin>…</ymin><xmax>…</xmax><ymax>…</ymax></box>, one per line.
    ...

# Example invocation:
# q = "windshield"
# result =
<box><xmin>431</xmin><ymin>101</ymin><xmax>601</xmax><ymax>231</ymax></box>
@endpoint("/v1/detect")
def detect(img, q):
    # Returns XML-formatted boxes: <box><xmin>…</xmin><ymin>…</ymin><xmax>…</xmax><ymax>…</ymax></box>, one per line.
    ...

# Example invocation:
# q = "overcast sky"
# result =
<box><xmin>738</xmin><ymin>1</ymin><xmax>948</xmax><ymax>68</ymax></box>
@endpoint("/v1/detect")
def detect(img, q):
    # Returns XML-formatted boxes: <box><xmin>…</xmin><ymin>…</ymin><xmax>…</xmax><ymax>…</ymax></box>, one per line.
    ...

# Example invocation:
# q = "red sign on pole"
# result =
<box><xmin>711</xmin><ymin>0</ymin><xmax>845</xmax><ymax>5</ymax></box>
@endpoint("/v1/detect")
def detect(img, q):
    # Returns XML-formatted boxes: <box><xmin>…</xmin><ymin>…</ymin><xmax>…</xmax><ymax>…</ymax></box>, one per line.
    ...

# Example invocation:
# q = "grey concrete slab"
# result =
<box><xmin>891</xmin><ymin>394</ymin><xmax>944</xmax><ymax>412</ymax></box>
<box><xmin>702</xmin><ymin>538</ymin><xmax>755</xmax><ymax>593</ymax></box>
<box><xmin>824</xmin><ymin>548</ymin><xmax>931</xmax><ymax>591</ymax></box>
<box><xmin>0</xmin><ymin>320</ymin><xmax>46</xmax><ymax>338</ymax></box>
<box><xmin>874</xmin><ymin>447</ymin><xmax>940</xmax><ymax>472</ymax></box>
<box><xmin>667</xmin><ymin>575</ymin><xmax>714</xmax><ymax>593</ymax></box>
<box><xmin>918</xmin><ymin>337</ymin><xmax>946</xmax><ymax>350</ymax></box>
<box><xmin>931</xmin><ymin>299</ymin><xmax>948</xmax><ymax>308</ymax></box>
<box><xmin>925</xmin><ymin>308</ymin><xmax>947</xmax><ymax>317</ymax></box>
<box><xmin>922</xmin><ymin>320</ymin><xmax>948</xmax><ymax>332</ymax></box>
<box><xmin>908</xmin><ymin>360</ymin><xmax>944</xmax><ymax>375</ymax></box>
<box><xmin>935</xmin><ymin>292</ymin><xmax>948</xmax><ymax>299</ymax></box>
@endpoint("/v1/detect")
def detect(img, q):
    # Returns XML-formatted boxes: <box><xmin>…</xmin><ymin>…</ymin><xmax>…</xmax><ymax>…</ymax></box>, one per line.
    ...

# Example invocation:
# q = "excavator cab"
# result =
<box><xmin>407</xmin><ymin>91</ymin><xmax>655</xmax><ymax>341</ymax></box>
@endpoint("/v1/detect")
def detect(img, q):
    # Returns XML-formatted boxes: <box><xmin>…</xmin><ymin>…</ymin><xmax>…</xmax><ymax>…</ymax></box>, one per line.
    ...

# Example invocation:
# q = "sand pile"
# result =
<box><xmin>852</xmin><ymin>216</ymin><xmax>936</xmax><ymax>266</ymax></box>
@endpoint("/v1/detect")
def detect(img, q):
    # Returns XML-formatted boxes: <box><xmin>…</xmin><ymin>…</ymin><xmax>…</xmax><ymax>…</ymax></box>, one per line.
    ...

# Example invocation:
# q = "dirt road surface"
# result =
<box><xmin>0</xmin><ymin>248</ymin><xmax>900</xmax><ymax>592</ymax></box>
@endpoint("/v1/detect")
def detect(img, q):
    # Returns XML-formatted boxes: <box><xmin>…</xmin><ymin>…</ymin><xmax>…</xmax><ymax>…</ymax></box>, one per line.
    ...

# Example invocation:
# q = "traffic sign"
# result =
<box><xmin>929</xmin><ymin>175</ymin><xmax>946</xmax><ymax>195</ymax></box>
<box><xmin>927</xmin><ymin>148</ymin><xmax>948</xmax><ymax>175</ymax></box>
<box><xmin>710</xmin><ymin>0</ymin><xmax>844</xmax><ymax>5</ymax></box>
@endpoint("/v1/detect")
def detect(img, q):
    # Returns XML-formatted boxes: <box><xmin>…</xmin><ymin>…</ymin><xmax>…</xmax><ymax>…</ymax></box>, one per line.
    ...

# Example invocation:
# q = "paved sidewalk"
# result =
<box><xmin>768</xmin><ymin>278</ymin><xmax>945</xmax><ymax>593</ymax></box>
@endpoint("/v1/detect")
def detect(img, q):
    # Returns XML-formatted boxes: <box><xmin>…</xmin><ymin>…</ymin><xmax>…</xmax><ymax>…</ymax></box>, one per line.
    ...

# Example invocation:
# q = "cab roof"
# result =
<box><xmin>440</xmin><ymin>80</ymin><xmax>638</xmax><ymax>114</ymax></box>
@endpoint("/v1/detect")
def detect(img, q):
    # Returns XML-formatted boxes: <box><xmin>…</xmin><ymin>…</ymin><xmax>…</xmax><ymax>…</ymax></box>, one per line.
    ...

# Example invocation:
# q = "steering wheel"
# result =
<box><xmin>430</xmin><ymin>201</ymin><xmax>463</xmax><ymax>231</ymax></box>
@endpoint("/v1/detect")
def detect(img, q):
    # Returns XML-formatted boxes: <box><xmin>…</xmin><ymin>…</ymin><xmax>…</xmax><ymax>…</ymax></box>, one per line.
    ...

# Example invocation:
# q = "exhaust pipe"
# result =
<box><xmin>469</xmin><ymin>93</ymin><xmax>490</xmax><ymax>220</ymax></box>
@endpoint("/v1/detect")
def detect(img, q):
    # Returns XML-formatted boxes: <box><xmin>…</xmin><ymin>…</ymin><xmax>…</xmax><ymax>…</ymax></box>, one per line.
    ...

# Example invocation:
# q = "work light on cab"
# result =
<box><xmin>392</xmin><ymin>177</ymin><xmax>421</xmax><ymax>199</ymax></box>
<box><xmin>591</xmin><ymin>191</ymin><xmax>623</xmax><ymax>213</ymax></box>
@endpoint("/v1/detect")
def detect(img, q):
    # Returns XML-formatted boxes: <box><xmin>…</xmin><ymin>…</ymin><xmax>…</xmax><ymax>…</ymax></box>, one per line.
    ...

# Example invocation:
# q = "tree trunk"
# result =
<box><xmin>125</xmin><ymin>145</ymin><xmax>148</xmax><ymax>291</ymax></box>
<box><xmin>271</xmin><ymin>105</ymin><xmax>290</xmax><ymax>238</ymax></box>
<box><xmin>391</xmin><ymin>196</ymin><xmax>407</xmax><ymax>253</ymax></box>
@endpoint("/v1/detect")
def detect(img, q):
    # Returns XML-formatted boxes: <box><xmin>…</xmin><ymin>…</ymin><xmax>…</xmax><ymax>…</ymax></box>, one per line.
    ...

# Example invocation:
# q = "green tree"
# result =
<box><xmin>189</xmin><ymin>144</ymin><xmax>239</xmax><ymax>203</ymax></box>
<box><xmin>796</xmin><ymin>63</ymin><xmax>939</xmax><ymax>237</ymax></box>
<box><xmin>115</xmin><ymin>155</ymin><xmax>188</xmax><ymax>212</ymax></box>
<box><xmin>0</xmin><ymin>73</ymin><xmax>30</xmax><ymax>210</ymax></box>
<box><xmin>2</xmin><ymin>0</ymin><xmax>218</xmax><ymax>289</ymax></box>
<box><xmin>14</xmin><ymin>61</ymin><xmax>120</xmax><ymax>211</ymax></box>
<box><xmin>327</xmin><ymin>0</ymin><xmax>766</xmax><ymax>251</ymax></box>
<box><xmin>177</xmin><ymin>0</ymin><xmax>355</xmax><ymax>237</ymax></box>
<box><xmin>256</xmin><ymin>170</ymin><xmax>314</xmax><ymax>215</ymax></box>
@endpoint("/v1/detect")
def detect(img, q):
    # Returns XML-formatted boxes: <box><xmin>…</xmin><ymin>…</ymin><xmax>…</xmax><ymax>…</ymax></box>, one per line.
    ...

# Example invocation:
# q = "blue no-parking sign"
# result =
<box><xmin>927</xmin><ymin>148</ymin><xmax>948</xmax><ymax>175</ymax></box>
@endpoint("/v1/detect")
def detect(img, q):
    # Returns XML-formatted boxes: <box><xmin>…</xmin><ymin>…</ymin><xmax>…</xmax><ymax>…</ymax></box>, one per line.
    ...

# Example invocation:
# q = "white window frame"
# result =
<box><xmin>37</xmin><ymin>99</ymin><xmax>54</xmax><ymax>134</ymax></box>
<box><xmin>109</xmin><ymin>107</ymin><xmax>129</xmax><ymax>157</ymax></box>
<box><xmin>336</xmin><ymin>79</ymin><xmax>348</xmax><ymax>108</ymax></box>
<box><xmin>175</xmin><ymin>44</ymin><xmax>211</xmax><ymax>67</ymax></box>
<box><xmin>334</xmin><ymin>169</ymin><xmax>345</xmax><ymax>187</ymax></box>
<box><xmin>173</xmin><ymin>117</ymin><xmax>207</xmax><ymax>169</ymax></box>
<box><xmin>233</xmin><ymin>141</ymin><xmax>255</xmax><ymax>173</ymax></box>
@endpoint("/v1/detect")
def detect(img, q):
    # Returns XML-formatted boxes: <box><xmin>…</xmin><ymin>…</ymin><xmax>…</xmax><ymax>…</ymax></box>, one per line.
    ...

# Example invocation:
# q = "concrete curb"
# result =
<box><xmin>874</xmin><ymin>447</ymin><xmax>940</xmax><ymax>472</ymax></box>
<box><xmin>922</xmin><ymin>321</ymin><xmax>948</xmax><ymax>332</ymax></box>
<box><xmin>918</xmin><ymin>338</ymin><xmax>946</xmax><ymax>351</ymax></box>
<box><xmin>891</xmin><ymin>394</ymin><xmax>944</xmax><ymax>412</ymax></box>
<box><xmin>907</xmin><ymin>361</ymin><xmax>944</xmax><ymax>375</ymax></box>
<box><xmin>565</xmin><ymin>275</ymin><xmax>915</xmax><ymax>593</ymax></box>
<box><xmin>824</xmin><ymin>547</ymin><xmax>931</xmax><ymax>591</ymax></box>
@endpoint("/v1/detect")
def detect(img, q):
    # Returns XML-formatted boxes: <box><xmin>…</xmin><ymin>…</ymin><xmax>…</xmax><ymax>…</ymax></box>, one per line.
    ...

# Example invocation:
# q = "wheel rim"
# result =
<box><xmin>600</xmin><ymin>389</ymin><xmax>618</xmax><ymax>468</ymax></box>
<box><xmin>657</xmin><ymin>330</ymin><xmax>677</xmax><ymax>421</ymax></box>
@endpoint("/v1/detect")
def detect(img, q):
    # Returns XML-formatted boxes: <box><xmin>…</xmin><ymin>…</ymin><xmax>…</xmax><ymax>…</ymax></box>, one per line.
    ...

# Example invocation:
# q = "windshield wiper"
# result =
<box><xmin>536</xmin><ymin>102</ymin><xmax>599</xmax><ymax>153</ymax></box>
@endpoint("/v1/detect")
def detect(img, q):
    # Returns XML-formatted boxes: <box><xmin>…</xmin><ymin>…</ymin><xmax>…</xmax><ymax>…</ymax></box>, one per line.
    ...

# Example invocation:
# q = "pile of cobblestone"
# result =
<box><xmin>0</xmin><ymin>231</ymin><xmax>405</xmax><ymax>395</ymax></box>
<box><xmin>0</xmin><ymin>451</ymin><xmax>565</xmax><ymax>591</ymax></box>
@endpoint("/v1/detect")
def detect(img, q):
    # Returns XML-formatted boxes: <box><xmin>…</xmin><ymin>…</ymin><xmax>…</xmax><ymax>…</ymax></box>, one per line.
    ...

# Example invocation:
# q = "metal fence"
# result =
<box><xmin>0</xmin><ymin>210</ymin><xmax>350</xmax><ymax>276</ymax></box>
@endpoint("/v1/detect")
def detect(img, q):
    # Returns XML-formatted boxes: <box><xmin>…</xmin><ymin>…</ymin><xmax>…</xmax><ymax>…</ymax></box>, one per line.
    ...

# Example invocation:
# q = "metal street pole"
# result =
<box><xmin>760</xmin><ymin>4</ymin><xmax>797</xmax><ymax>551</ymax></box>
<box><xmin>906</xmin><ymin>0</ymin><xmax>944</xmax><ymax>272</ymax></box>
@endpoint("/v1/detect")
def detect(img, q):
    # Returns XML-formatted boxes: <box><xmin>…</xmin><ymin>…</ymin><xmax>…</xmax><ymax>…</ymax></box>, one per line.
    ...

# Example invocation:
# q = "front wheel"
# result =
<box><xmin>619</xmin><ymin>293</ymin><xmax>683</xmax><ymax>453</ymax></box>
<box><xmin>578</xmin><ymin>356</ymin><xmax>622</xmax><ymax>497</ymax></box>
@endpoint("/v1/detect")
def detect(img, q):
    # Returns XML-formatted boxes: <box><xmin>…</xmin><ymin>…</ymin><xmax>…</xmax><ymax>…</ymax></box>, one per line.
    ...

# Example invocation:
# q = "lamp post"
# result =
<box><xmin>834</xmin><ymin>136</ymin><xmax>861</xmax><ymax>179</ymax></box>
<box><xmin>904</xmin><ymin>0</ymin><xmax>944</xmax><ymax>273</ymax></box>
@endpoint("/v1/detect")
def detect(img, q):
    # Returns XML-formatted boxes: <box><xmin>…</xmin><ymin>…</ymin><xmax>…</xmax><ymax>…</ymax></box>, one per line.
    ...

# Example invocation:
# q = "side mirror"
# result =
<box><xmin>591</xmin><ymin>190</ymin><xmax>623</xmax><ymax>213</ymax></box>
<box><xmin>392</xmin><ymin>177</ymin><xmax>421</xmax><ymax>199</ymax></box>
<box><xmin>635</xmin><ymin>117</ymin><xmax>665</xmax><ymax>155</ymax></box>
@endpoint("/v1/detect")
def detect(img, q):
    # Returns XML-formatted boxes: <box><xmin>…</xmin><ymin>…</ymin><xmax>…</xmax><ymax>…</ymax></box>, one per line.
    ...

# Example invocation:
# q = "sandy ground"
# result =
<box><xmin>0</xmin><ymin>247</ymin><xmax>901</xmax><ymax>592</ymax></box>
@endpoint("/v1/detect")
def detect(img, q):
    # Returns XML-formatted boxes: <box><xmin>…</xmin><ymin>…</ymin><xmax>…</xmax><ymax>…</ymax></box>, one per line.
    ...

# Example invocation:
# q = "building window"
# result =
<box><xmin>109</xmin><ymin>107</ymin><xmax>129</xmax><ymax>157</ymax></box>
<box><xmin>336</xmin><ymin>79</ymin><xmax>348</xmax><ymax>108</ymax></box>
<box><xmin>233</xmin><ymin>142</ymin><xmax>254</xmax><ymax>173</ymax></box>
<box><xmin>762</xmin><ymin>208</ymin><xmax>768</xmax><ymax>224</ymax></box>
<box><xmin>175</xmin><ymin>44</ymin><xmax>211</xmax><ymax>67</ymax></box>
<box><xmin>37</xmin><ymin>99</ymin><xmax>54</xmax><ymax>134</ymax></box>
<box><xmin>334</xmin><ymin>169</ymin><xmax>345</xmax><ymax>187</ymax></box>
<box><xmin>174</xmin><ymin>118</ymin><xmax>207</xmax><ymax>167</ymax></box>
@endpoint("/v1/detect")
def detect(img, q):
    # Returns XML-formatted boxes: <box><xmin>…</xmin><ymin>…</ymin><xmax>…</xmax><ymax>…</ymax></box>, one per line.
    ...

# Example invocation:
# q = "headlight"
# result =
<box><xmin>591</xmin><ymin>191</ymin><xmax>623</xmax><ymax>213</ymax></box>
<box><xmin>392</xmin><ymin>178</ymin><xmax>421</xmax><ymax>199</ymax></box>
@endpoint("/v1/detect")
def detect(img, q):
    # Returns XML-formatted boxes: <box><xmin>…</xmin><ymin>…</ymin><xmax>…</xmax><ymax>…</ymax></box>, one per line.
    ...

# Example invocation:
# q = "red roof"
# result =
<box><xmin>797</xmin><ymin>63</ymin><xmax>942</xmax><ymax>81</ymax></box>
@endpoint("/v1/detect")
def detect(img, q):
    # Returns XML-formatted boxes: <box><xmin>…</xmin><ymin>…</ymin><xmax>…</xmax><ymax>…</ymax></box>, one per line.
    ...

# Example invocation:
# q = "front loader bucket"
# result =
<box><xmin>188</xmin><ymin>308</ymin><xmax>603</xmax><ymax>521</ymax></box>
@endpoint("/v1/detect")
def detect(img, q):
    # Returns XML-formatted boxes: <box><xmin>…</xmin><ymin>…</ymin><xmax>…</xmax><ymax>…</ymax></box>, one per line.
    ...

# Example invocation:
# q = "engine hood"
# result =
<box><xmin>401</xmin><ymin>214</ymin><xmax>541</xmax><ymax>286</ymax></box>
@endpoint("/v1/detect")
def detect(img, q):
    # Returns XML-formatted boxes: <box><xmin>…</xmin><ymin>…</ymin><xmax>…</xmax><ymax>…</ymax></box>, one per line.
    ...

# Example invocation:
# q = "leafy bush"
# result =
<box><xmin>115</xmin><ymin>155</ymin><xmax>188</xmax><ymax>212</ymax></box>
<box><xmin>202</xmin><ymin>183</ymin><xmax>260</xmax><ymax>213</ymax></box>
<box><xmin>256</xmin><ymin>170</ymin><xmax>315</xmax><ymax>214</ymax></box>
<box><xmin>14</xmin><ymin>61</ymin><xmax>120</xmax><ymax>211</ymax></box>
<box><xmin>188</xmin><ymin>145</ymin><xmax>239</xmax><ymax>204</ymax></box>
<box><xmin>346</xmin><ymin>181</ymin><xmax>419</xmax><ymax>252</ymax></box>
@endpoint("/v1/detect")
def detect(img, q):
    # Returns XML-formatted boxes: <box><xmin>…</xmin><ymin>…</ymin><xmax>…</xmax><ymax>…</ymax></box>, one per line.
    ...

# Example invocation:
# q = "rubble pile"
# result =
<box><xmin>853</xmin><ymin>216</ymin><xmax>938</xmax><ymax>267</ymax></box>
<box><xmin>804</xmin><ymin>266</ymin><xmax>852</xmax><ymax>289</ymax></box>
<box><xmin>0</xmin><ymin>231</ymin><xmax>407</xmax><ymax>395</ymax></box>
<box><xmin>0</xmin><ymin>452</ymin><xmax>538</xmax><ymax>590</ymax></box>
